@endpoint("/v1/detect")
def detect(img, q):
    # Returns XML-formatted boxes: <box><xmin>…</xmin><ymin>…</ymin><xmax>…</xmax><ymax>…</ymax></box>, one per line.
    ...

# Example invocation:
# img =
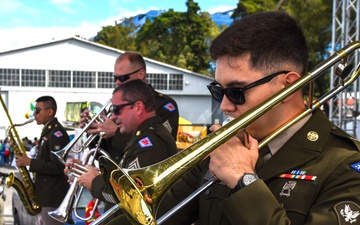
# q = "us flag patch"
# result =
<box><xmin>351</xmin><ymin>162</ymin><xmax>360</xmax><ymax>172</ymax></box>
<box><xmin>163</xmin><ymin>102</ymin><xmax>176</xmax><ymax>112</ymax></box>
<box><xmin>53</xmin><ymin>131</ymin><xmax>63</xmax><ymax>138</ymax></box>
<box><xmin>138</xmin><ymin>137</ymin><xmax>153</xmax><ymax>148</ymax></box>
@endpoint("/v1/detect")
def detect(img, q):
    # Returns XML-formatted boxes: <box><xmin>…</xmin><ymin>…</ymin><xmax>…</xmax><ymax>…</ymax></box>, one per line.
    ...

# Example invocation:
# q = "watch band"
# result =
<box><xmin>233</xmin><ymin>173</ymin><xmax>259</xmax><ymax>193</ymax></box>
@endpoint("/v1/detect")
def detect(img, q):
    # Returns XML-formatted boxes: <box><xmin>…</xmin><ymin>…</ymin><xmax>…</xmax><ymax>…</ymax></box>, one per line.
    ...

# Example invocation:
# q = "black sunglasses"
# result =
<box><xmin>34</xmin><ymin>107</ymin><xmax>49</xmax><ymax>114</ymax></box>
<box><xmin>111</xmin><ymin>102</ymin><xmax>135</xmax><ymax>115</ymax></box>
<box><xmin>207</xmin><ymin>70</ymin><xmax>290</xmax><ymax>105</ymax></box>
<box><xmin>113</xmin><ymin>68</ymin><xmax>144</xmax><ymax>82</ymax></box>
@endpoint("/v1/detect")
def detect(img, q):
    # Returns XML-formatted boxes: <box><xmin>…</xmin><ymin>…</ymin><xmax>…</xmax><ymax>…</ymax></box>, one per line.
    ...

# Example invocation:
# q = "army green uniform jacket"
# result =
<box><xmin>152</xmin><ymin>109</ymin><xmax>360</xmax><ymax>225</ymax></box>
<box><xmin>91</xmin><ymin>115</ymin><xmax>178</xmax><ymax>204</ymax></box>
<box><xmin>29</xmin><ymin>118</ymin><xmax>70</xmax><ymax>207</ymax></box>
<box><xmin>154</xmin><ymin>110</ymin><xmax>360</xmax><ymax>225</ymax></box>
<box><xmin>104</xmin><ymin>84</ymin><xmax>179</xmax><ymax>163</ymax></box>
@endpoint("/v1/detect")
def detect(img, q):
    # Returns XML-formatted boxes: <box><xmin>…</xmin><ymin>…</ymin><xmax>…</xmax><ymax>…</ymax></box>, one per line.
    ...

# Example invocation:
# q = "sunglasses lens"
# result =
<box><xmin>226</xmin><ymin>88</ymin><xmax>245</xmax><ymax>105</ymax></box>
<box><xmin>111</xmin><ymin>105</ymin><xmax>120</xmax><ymax>116</ymax></box>
<box><xmin>208</xmin><ymin>86</ymin><xmax>224</xmax><ymax>103</ymax></box>
<box><xmin>114</xmin><ymin>75</ymin><xmax>130</xmax><ymax>82</ymax></box>
<box><xmin>207</xmin><ymin>84</ymin><xmax>245</xmax><ymax>105</ymax></box>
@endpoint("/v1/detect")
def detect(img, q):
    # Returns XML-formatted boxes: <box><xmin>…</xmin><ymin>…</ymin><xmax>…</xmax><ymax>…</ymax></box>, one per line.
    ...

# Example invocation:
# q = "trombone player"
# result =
<box><xmin>112</xmin><ymin>11</ymin><xmax>360</xmax><ymax>225</ymax></box>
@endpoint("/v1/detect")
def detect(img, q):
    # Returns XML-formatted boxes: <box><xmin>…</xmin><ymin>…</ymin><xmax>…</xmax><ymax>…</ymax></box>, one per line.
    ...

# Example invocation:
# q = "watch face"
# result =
<box><xmin>243</xmin><ymin>174</ymin><xmax>258</xmax><ymax>186</ymax></box>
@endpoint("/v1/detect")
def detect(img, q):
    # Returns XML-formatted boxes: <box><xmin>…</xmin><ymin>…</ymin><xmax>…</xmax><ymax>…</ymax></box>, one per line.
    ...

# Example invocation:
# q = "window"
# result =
<box><xmin>0</xmin><ymin>68</ymin><xmax>184</xmax><ymax>90</ymax></box>
<box><xmin>169</xmin><ymin>74</ymin><xmax>183</xmax><ymax>90</ymax></box>
<box><xmin>147</xmin><ymin>73</ymin><xmax>167</xmax><ymax>90</ymax></box>
<box><xmin>49</xmin><ymin>70</ymin><xmax>71</xmax><ymax>87</ymax></box>
<box><xmin>73</xmin><ymin>71</ymin><xmax>96</xmax><ymax>88</ymax></box>
<box><xmin>0</xmin><ymin>68</ymin><xmax>20</xmax><ymax>86</ymax></box>
<box><xmin>21</xmin><ymin>69</ymin><xmax>45</xmax><ymax>87</ymax></box>
<box><xmin>98</xmin><ymin>72</ymin><xmax>115</xmax><ymax>89</ymax></box>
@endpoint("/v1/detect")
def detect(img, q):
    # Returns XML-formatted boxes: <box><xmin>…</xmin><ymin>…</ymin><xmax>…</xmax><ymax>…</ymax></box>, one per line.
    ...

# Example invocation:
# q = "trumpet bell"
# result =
<box><xmin>48</xmin><ymin>203</ymin><xmax>76</xmax><ymax>224</ymax></box>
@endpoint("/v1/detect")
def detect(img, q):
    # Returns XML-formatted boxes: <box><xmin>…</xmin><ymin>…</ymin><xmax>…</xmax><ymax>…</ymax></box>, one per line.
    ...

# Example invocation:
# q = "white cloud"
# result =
<box><xmin>207</xmin><ymin>5</ymin><xmax>234</xmax><ymax>14</ymax></box>
<box><xmin>0</xmin><ymin>24</ymin><xmax>100</xmax><ymax>52</ymax></box>
<box><xmin>0</xmin><ymin>3</ymin><xmax>235</xmax><ymax>52</ymax></box>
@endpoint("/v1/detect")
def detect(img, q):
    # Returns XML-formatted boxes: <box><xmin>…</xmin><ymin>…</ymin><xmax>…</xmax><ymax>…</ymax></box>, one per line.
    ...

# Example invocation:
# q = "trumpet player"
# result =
<box><xmin>16</xmin><ymin>96</ymin><xmax>70</xmax><ymax>225</ymax></box>
<box><xmin>80</xmin><ymin>51</ymin><xmax>179</xmax><ymax>162</ymax></box>
<box><xmin>79</xmin><ymin>51</ymin><xmax>179</xmax><ymax>222</ymax></box>
<box><xmin>112</xmin><ymin>11</ymin><xmax>360</xmax><ymax>225</ymax></box>
<box><xmin>66</xmin><ymin>79</ymin><xmax>178</xmax><ymax>223</ymax></box>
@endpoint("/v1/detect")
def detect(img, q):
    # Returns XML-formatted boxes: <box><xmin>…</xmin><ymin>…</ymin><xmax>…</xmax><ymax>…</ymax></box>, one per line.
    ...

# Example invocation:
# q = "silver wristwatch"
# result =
<box><xmin>233</xmin><ymin>173</ymin><xmax>259</xmax><ymax>192</ymax></box>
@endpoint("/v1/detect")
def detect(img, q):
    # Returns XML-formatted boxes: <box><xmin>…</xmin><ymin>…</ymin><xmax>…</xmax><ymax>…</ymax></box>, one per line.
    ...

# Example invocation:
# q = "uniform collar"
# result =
<box><xmin>258</xmin><ymin>109</ymin><xmax>333</xmax><ymax>180</ymax></box>
<box><xmin>267</xmin><ymin>113</ymin><xmax>312</xmax><ymax>156</ymax></box>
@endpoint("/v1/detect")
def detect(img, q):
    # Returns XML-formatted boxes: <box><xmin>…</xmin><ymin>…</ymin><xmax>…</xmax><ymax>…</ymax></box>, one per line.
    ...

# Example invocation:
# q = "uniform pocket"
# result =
<box><xmin>268</xmin><ymin>178</ymin><xmax>318</xmax><ymax>215</ymax></box>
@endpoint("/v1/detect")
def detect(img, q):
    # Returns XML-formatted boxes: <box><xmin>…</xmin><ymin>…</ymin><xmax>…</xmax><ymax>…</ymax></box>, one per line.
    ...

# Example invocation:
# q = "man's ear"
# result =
<box><xmin>284</xmin><ymin>72</ymin><xmax>301</xmax><ymax>86</ymax></box>
<box><xmin>138</xmin><ymin>69</ymin><xmax>146</xmax><ymax>80</ymax></box>
<box><xmin>48</xmin><ymin>108</ymin><xmax>55</xmax><ymax>117</ymax></box>
<box><xmin>281</xmin><ymin>72</ymin><xmax>301</xmax><ymax>103</ymax></box>
<box><xmin>134</xmin><ymin>101</ymin><xmax>144</xmax><ymax>115</ymax></box>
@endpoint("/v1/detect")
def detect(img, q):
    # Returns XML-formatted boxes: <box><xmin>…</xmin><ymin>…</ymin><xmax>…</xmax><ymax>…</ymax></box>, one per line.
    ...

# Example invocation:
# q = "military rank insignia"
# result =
<box><xmin>163</xmin><ymin>102</ymin><xmax>176</xmax><ymax>112</ymax></box>
<box><xmin>138</xmin><ymin>137</ymin><xmax>153</xmax><ymax>148</ymax></box>
<box><xmin>53</xmin><ymin>130</ymin><xmax>63</xmax><ymax>138</ymax></box>
<box><xmin>279</xmin><ymin>181</ymin><xmax>297</xmax><ymax>198</ymax></box>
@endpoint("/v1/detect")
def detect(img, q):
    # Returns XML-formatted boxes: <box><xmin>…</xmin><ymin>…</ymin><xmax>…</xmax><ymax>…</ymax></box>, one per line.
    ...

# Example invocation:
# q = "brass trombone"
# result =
<box><xmin>91</xmin><ymin>41</ymin><xmax>360</xmax><ymax>225</ymax></box>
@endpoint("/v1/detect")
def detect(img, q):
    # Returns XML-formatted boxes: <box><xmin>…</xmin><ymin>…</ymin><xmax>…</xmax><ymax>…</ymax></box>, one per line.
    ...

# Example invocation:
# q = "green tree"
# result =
<box><xmin>231</xmin><ymin>0</ymin><xmax>332</xmax><ymax>100</ymax></box>
<box><xmin>136</xmin><ymin>0</ymin><xmax>218</xmax><ymax>75</ymax></box>
<box><xmin>94</xmin><ymin>18</ymin><xmax>138</xmax><ymax>51</ymax></box>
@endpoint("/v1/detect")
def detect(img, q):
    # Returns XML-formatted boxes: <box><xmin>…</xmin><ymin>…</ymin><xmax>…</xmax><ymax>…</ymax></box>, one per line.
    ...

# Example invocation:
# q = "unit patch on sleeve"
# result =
<box><xmin>138</xmin><ymin>137</ymin><xmax>153</xmax><ymax>148</ymax></box>
<box><xmin>334</xmin><ymin>201</ymin><xmax>360</xmax><ymax>224</ymax></box>
<box><xmin>53</xmin><ymin>130</ymin><xmax>63</xmax><ymax>138</ymax></box>
<box><xmin>163</xmin><ymin>102</ymin><xmax>176</xmax><ymax>112</ymax></box>
<box><xmin>351</xmin><ymin>162</ymin><xmax>360</xmax><ymax>173</ymax></box>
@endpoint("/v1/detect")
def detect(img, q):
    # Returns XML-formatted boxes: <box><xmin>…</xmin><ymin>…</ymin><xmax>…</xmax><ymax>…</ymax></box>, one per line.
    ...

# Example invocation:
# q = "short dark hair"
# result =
<box><xmin>116</xmin><ymin>51</ymin><xmax>146</xmax><ymax>70</ymax></box>
<box><xmin>36</xmin><ymin>96</ymin><xmax>57</xmax><ymax>113</ymax></box>
<box><xmin>113</xmin><ymin>79</ymin><xmax>155</xmax><ymax>112</ymax></box>
<box><xmin>210</xmin><ymin>11</ymin><xmax>308</xmax><ymax>75</ymax></box>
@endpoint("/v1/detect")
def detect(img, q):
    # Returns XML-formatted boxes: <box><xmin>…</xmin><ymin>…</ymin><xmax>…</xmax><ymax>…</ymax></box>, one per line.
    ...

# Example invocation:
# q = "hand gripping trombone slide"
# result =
<box><xmin>91</xmin><ymin>41</ymin><xmax>360</xmax><ymax>225</ymax></box>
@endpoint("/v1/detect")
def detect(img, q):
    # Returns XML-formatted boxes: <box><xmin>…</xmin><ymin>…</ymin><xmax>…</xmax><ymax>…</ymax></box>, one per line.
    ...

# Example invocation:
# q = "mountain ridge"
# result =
<box><xmin>122</xmin><ymin>9</ymin><xmax>234</xmax><ymax>28</ymax></box>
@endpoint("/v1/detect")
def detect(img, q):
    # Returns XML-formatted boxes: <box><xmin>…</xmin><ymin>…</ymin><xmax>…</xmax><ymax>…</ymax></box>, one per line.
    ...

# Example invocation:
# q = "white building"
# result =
<box><xmin>0</xmin><ymin>37</ymin><xmax>223</xmax><ymax>140</ymax></box>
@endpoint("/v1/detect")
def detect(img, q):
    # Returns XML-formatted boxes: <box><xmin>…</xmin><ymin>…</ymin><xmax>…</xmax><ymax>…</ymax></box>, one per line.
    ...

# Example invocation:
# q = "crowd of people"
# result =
<box><xmin>3</xmin><ymin>10</ymin><xmax>360</xmax><ymax>225</ymax></box>
<box><xmin>0</xmin><ymin>137</ymin><xmax>38</xmax><ymax>167</ymax></box>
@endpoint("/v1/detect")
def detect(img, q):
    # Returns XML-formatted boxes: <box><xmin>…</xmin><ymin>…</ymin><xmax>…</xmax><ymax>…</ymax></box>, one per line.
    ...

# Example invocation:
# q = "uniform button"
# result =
<box><xmin>205</xmin><ymin>189</ymin><xmax>210</xmax><ymax>196</ymax></box>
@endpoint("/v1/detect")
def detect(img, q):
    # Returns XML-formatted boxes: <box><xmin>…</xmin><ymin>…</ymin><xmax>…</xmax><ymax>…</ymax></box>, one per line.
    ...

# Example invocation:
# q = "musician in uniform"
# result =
<box><xmin>16</xmin><ymin>96</ymin><xmax>70</xmax><ymax>225</ymax></box>
<box><xmin>79</xmin><ymin>51</ymin><xmax>179</xmax><ymax>222</ymax></box>
<box><xmin>67</xmin><ymin>79</ymin><xmax>178</xmax><ymax>223</ymax></box>
<box><xmin>81</xmin><ymin>51</ymin><xmax>179</xmax><ymax>163</ymax></box>
<box><xmin>111</xmin><ymin>11</ymin><xmax>360</xmax><ymax>225</ymax></box>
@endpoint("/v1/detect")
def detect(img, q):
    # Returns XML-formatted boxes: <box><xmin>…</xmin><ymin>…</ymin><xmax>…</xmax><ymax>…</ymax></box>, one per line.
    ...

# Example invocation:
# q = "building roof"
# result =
<box><xmin>0</xmin><ymin>36</ymin><xmax>212</xmax><ymax>80</ymax></box>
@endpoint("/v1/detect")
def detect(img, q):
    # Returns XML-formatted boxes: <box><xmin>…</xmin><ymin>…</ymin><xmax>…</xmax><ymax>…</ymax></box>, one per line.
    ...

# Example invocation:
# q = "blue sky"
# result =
<box><xmin>0</xmin><ymin>0</ymin><xmax>238</xmax><ymax>52</ymax></box>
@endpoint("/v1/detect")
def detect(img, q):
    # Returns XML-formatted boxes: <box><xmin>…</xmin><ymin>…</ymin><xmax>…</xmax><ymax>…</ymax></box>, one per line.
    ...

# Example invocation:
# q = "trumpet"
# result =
<box><xmin>94</xmin><ymin>41</ymin><xmax>360</xmax><ymax>225</ymax></box>
<box><xmin>52</xmin><ymin>99</ymin><xmax>112</xmax><ymax>164</ymax></box>
<box><xmin>49</xmin><ymin>100</ymin><xmax>113</xmax><ymax>223</ymax></box>
<box><xmin>49</xmin><ymin>141</ymin><xmax>110</xmax><ymax>224</ymax></box>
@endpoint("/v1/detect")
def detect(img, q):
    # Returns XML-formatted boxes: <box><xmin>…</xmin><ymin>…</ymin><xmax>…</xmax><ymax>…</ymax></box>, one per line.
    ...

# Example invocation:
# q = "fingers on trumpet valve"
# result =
<box><xmin>68</xmin><ymin>162</ymin><xmax>89</xmax><ymax>178</ymax></box>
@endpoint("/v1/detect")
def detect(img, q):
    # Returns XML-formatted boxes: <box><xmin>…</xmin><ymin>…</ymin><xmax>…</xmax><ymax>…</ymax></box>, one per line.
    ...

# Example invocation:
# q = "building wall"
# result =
<box><xmin>0</xmin><ymin>37</ymin><xmax>224</xmax><ymax>140</ymax></box>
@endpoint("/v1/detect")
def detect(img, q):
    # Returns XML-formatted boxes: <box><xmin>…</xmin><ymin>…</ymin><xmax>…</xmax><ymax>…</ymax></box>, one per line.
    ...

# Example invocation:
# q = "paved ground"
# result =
<box><xmin>0</xmin><ymin>165</ymin><xmax>16</xmax><ymax>225</ymax></box>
